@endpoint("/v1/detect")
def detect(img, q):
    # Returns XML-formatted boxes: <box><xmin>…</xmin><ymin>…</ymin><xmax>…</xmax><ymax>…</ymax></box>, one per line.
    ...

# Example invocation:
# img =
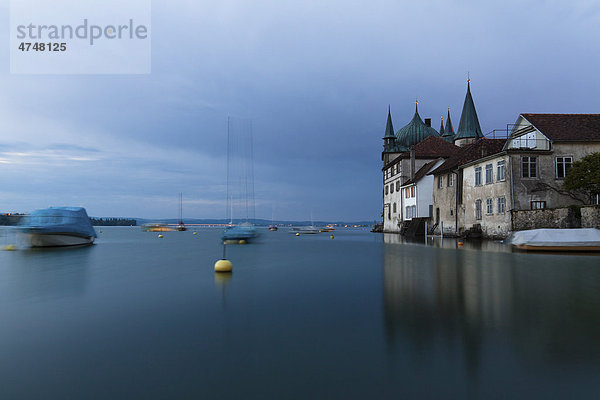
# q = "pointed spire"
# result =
<box><xmin>441</xmin><ymin>108</ymin><xmax>455</xmax><ymax>142</ymax></box>
<box><xmin>415</xmin><ymin>98</ymin><xmax>419</xmax><ymax>113</ymax></box>
<box><xmin>439</xmin><ymin>116</ymin><xmax>445</xmax><ymax>135</ymax></box>
<box><xmin>454</xmin><ymin>78</ymin><xmax>483</xmax><ymax>142</ymax></box>
<box><xmin>383</xmin><ymin>105</ymin><xmax>395</xmax><ymax>139</ymax></box>
<box><xmin>445</xmin><ymin>108</ymin><xmax>455</xmax><ymax>134</ymax></box>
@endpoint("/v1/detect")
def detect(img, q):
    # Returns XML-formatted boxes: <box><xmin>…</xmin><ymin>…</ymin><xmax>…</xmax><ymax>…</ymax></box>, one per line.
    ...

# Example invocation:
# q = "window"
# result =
<box><xmin>405</xmin><ymin>206</ymin><xmax>416</xmax><ymax>219</ymax></box>
<box><xmin>385</xmin><ymin>185</ymin><xmax>388</xmax><ymax>195</ymax></box>
<box><xmin>475</xmin><ymin>199</ymin><xmax>482</xmax><ymax>220</ymax></box>
<box><xmin>438</xmin><ymin>176</ymin><xmax>444</xmax><ymax>189</ymax></box>
<box><xmin>450</xmin><ymin>208</ymin><xmax>454</xmax><ymax>216</ymax></box>
<box><xmin>392</xmin><ymin>165</ymin><xmax>397</xmax><ymax>176</ymax></box>
<box><xmin>486</xmin><ymin>198</ymin><xmax>493</xmax><ymax>214</ymax></box>
<box><xmin>475</xmin><ymin>166</ymin><xmax>482</xmax><ymax>186</ymax></box>
<box><xmin>498</xmin><ymin>197</ymin><xmax>506</xmax><ymax>214</ymax></box>
<box><xmin>393</xmin><ymin>203</ymin><xmax>396</xmax><ymax>213</ymax></box>
<box><xmin>405</xmin><ymin>206</ymin><xmax>410</xmax><ymax>219</ymax></box>
<box><xmin>448</xmin><ymin>173</ymin><xmax>454</xmax><ymax>187</ymax></box>
<box><xmin>396</xmin><ymin>181</ymin><xmax>400</xmax><ymax>191</ymax></box>
<box><xmin>556</xmin><ymin>156</ymin><xmax>573</xmax><ymax>179</ymax></box>
<box><xmin>391</xmin><ymin>183</ymin><xmax>394</xmax><ymax>193</ymax></box>
<box><xmin>522</xmin><ymin>156</ymin><xmax>537</xmax><ymax>178</ymax></box>
<box><xmin>530</xmin><ymin>201</ymin><xmax>546</xmax><ymax>210</ymax></box>
<box><xmin>497</xmin><ymin>160</ymin><xmax>506</xmax><ymax>181</ymax></box>
<box><xmin>485</xmin><ymin>164</ymin><xmax>493</xmax><ymax>184</ymax></box>
<box><xmin>411</xmin><ymin>186</ymin><xmax>415</xmax><ymax>197</ymax></box>
<box><xmin>405</xmin><ymin>188</ymin><xmax>409</xmax><ymax>198</ymax></box>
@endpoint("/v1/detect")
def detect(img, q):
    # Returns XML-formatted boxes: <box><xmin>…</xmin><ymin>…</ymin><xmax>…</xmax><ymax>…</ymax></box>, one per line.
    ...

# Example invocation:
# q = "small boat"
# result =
<box><xmin>141</xmin><ymin>223</ymin><xmax>173</xmax><ymax>232</ymax></box>
<box><xmin>510</xmin><ymin>228</ymin><xmax>600</xmax><ymax>252</ymax></box>
<box><xmin>319</xmin><ymin>226</ymin><xmax>335</xmax><ymax>233</ymax></box>
<box><xmin>268</xmin><ymin>225</ymin><xmax>278</xmax><ymax>231</ymax></box>
<box><xmin>221</xmin><ymin>222</ymin><xmax>259</xmax><ymax>242</ymax></box>
<box><xmin>19</xmin><ymin>207</ymin><xmax>97</xmax><ymax>247</ymax></box>
<box><xmin>290</xmin><ymin>226</ymin><xmax>320</xmax><ymax>234</ymax></box>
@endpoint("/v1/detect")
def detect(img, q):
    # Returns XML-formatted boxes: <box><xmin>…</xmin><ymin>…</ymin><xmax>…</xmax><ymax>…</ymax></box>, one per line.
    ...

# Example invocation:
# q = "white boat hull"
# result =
<box><xmin>26</xmin><ymin>233</ymin><xmax>95</xmax><ymax>248</ymax></box>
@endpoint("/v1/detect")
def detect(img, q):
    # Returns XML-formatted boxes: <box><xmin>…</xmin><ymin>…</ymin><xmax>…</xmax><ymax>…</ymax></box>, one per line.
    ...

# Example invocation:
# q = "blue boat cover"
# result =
<box><xmin>221</xmin><ymin>224</ymin><xmax>258</xmax><ymax>241</ymax></box>
<box><xmin>20</xmin><ymin>207</ymin><xmax>97</xmax><ymax>238</ymax></box>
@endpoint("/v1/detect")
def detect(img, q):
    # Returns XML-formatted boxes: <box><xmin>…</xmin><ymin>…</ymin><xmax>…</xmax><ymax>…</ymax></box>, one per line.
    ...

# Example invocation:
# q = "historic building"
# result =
<box><xmin>381</xmin><ymin>79</ymin><xmax>600</xmax><ymax>238</ymax></box>
<box><xmin>381</xmin><ymin>81</ymin><xmax>475</xmax><ymax>233</ymax></box>
<box><xmin>503</xmin><ymin>113</ymin><xmax>600</xmax><ymax>210</ymax></box>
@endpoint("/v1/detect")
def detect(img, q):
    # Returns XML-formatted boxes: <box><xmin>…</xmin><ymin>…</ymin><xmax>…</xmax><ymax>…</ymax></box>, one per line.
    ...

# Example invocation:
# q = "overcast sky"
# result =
<box><xmin>1</xmin><ymin>0</ymin><xmax>599</xmax><ymax>220</ymax></box>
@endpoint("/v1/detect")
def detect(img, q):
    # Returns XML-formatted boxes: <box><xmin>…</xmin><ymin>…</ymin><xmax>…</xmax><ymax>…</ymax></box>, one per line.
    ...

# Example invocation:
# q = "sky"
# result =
<box><xmin>1</xmin><ymin>0</ymin><xmax>600</xmax><ymax>221</ymax></box>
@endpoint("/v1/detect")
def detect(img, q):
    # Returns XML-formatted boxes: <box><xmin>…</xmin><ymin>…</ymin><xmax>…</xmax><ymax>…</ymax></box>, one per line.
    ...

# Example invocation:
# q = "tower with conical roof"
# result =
<box><xmin>441</xmin><ymin>108</ymin><xmax>455</xmax><ymax>142</ymax></box>
<box><xmin>383</xmin><ymin>105</ymin><xmax>396</xmax><ymax>151</ymax></box>
<box><xmin>395</xmin><ymin>101</ymin><xmax>439</xmax><ymax>150</ymax></box>
<box><xmin>454</xmin><ymin>79</ymin><xmax>483</xmax><ymax>147</ymax></box>
<box><xmin>439</xmin><ymin>116</ymin><xmax>445</xmax><ymax>136</ymax></box>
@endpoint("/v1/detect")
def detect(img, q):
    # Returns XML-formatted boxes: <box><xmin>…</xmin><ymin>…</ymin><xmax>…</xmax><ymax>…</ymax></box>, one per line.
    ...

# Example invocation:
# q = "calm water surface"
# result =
<box><xmin>0</xmin><ymin>227</ymin><xmax>598</xmax><ymax>399</ymax></box>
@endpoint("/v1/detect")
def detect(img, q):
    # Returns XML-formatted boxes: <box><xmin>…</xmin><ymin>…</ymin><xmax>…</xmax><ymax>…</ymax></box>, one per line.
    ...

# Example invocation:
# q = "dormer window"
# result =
<box><xmin>506</xmin><ymin>128</ymin><xmax>551</xmax><ymax>151</ymax></box>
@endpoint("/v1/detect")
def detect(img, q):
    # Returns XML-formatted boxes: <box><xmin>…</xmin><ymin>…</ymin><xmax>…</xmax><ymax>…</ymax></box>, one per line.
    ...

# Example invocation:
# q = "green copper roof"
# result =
<box><xmin>395</xmin><ymin>103</ymin><xmax>439</xmax><ymax>149</ymax></box>
<box><xmin>441</xmin><ymin>108</ymin><xmax>455</xmax><ymax>142</ymax></box>
<box><xmin>454</xmin><ymin>81</ymin><xmax>483</xmax><ymax>141</ymax></box>
<box><xmin>383</xmin><ymin>105</ymin><xmax>395</xmax><ymax>139</ymax></box>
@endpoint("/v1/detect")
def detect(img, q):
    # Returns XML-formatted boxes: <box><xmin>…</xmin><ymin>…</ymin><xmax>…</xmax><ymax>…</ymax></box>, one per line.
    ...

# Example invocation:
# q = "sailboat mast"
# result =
<box><xmin>226</xmin><ymin>117</ymin><xmax>231</xmax><ymax>225</ymax></box>
<box><xmin>179</xmin><ymin>192</ymin><xmax>183</xmax><ymax>224</ymax></box>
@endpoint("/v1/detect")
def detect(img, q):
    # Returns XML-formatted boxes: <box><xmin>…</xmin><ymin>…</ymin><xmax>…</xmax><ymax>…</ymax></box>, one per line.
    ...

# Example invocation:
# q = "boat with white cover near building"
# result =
<box><xmin>509</xmin><ymin>228</ymin><xmax>600</xmax><ymax>252</ymax></box>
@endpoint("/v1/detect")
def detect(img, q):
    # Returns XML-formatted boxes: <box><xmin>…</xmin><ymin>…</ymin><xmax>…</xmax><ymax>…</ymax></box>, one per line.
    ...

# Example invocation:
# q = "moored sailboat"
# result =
<box><xmin>176</xmin><ymin>193</ymin><xmax>187</xmax><ymax>231</ymax></box>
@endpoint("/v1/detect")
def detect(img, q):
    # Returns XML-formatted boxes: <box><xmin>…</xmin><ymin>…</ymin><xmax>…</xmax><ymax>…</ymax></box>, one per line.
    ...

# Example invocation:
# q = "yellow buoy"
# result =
<box><xmin>330</xmin><ymin>235</ymin><xmax>334</xmax><ymax>239</ymax></box>
<box><xmin>193</xmin><ymin>231</ymin><xmax>197</xmax><ymax>235</ymax></box>
<box><xmin>296</xmin><ymin>233</ymin><xmax>300</xmax><ymax>236</ymax></box>
<box><xmin>158</xmin><ymin>234</ymin><xmax>164</xmax><ymax>238</ymax></box>
<box><xmin>2</xmin><ymin>244</ymin><xmax>17</xmax><ymax>251</ymax></box>
<box><xmin>214</xmin><ymin>259</ymin><xmax>233</xmax><ymax>273</ymax></box>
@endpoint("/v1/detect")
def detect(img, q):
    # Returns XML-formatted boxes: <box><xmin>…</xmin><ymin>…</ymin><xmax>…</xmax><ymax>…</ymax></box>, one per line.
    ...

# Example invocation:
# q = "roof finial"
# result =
<box><xmin>415</xmin><ymin>98</ymin><xmax>419</xmax><ymax>113</ymax></box>
<box><xmin>467</xmin><ymin>71</ymin><xmax>470</xmax><ymax>83</ymax></box>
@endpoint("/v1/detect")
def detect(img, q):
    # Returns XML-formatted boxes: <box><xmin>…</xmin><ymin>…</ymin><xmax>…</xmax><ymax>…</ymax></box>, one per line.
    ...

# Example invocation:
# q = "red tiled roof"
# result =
<box><xmin>429</xmin><ymin>138</ymin><xmax>507</xmax><ymax>175</ymax></box>
<box><xmin>403</xmin><ymin>159</ymin><xmax>441</xmax><ymax>186</ymax></box>
<box><xmin>521</xmin><ymin>113</ymin><xmax>600</xmax><ymax>142</ymax></box>
<box><xmin>398</xmin><ymin>135</ymin><xmax>459</xmax><ymax>159</ymax></box>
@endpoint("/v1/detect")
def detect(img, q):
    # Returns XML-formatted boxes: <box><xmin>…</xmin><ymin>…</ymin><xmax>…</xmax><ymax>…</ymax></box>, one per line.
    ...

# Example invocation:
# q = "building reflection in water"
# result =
<box><xmin>382</xmin><ymin>232</ymin><xmax>600</xmax><ymax>391</ymax></box>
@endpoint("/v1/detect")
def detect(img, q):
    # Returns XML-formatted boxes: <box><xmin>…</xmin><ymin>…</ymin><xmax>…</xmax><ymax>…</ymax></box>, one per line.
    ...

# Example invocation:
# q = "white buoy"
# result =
<box><xmin>296</xmin><ymin>233</ymin><xmax>300</xmax><ymax>236</ymax></box>
<box><xmin>214</xmin><ymin>259</ymin><xmax>233</xmax><ymax>273</ymax></box>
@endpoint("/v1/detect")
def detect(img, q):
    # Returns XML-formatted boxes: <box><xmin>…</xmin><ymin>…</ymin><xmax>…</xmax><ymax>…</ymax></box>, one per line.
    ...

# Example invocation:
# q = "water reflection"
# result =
<box><xmin>382</xmin><ymin>240</ymin><xmax>600</xmax><ymax>387</ymax></box>
<box><xmin>0</xmin><ymin>245</ymin><xmax>93</xmax><ymax>302</ymax></box>
<box><xmin>383</xmin><ymin>232</ymin><xmax>512</xmax><ymax>252</ymax></box>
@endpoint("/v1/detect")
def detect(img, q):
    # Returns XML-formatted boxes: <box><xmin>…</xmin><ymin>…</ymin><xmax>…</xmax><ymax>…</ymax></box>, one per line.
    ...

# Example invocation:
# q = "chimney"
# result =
<box><xmin>425</xmin><ymin>118</ymin><xmax>431</xmax><ymax>127</ymax></box>
<box><xmin>410</xmin><ymin>146</ymin><xmax>416</xmax><ymax>180</ymax></box>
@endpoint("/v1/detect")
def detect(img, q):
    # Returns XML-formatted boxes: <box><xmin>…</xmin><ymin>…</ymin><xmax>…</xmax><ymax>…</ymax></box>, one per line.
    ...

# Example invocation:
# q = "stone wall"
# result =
<box><xmin>511</xmin><ymin>207</ymin><xmax>581</xmax><ymax>231</ymax></box>
<box><xmin>581</xmin><ymin>206</ymin><xmax>600</xmax><ymax>228</ymax></box>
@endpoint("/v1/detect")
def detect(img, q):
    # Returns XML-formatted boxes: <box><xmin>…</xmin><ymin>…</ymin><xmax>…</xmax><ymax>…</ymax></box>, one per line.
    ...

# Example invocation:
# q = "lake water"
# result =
<box><xmin>0</xmin><ymin>227</ymin><xmax>598</xmax><ymax>399</ymax></box>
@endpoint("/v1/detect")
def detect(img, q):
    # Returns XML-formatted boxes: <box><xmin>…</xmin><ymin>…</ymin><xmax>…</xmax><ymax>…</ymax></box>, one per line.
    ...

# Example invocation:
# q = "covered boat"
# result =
<box><xmin>221</xmin><ymin>222</ymin><xmax>259</xmax><ymax>243</ymax></box>
<box><xmin>290</xmin><ymin>226</ymin><xmax>320</xmax><ymax>234</ymax></box>
<box><xmin>20</xmin><ymin>207</ymin><xmax>97</xmax><ymax>247</ymax></box>
<box><xmin>510</xmin><ymin>228</ymin><xmax>600</xmax><ymax>252</ymax></box>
